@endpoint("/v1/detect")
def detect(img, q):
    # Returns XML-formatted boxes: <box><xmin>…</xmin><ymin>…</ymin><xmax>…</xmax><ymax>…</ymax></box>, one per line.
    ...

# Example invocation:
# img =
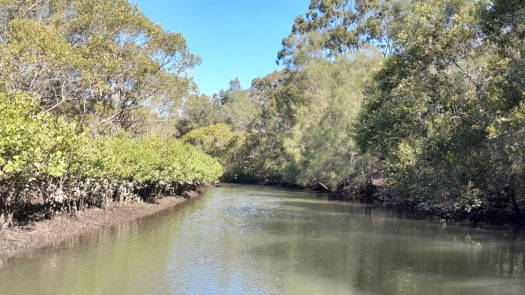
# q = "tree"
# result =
<box><xmin>357</xmin><ymin>0</ymin><xmax>525</xmax><ymax>221</ymax></box>
<box><xmin>175</xmin><ymin>82</ymin><xmax>262</xmax><ymax>136</ymax></box>
<box><xmin>227</xmin><ymin>52</ymin><xmax>382</xmax><ymax>189</ymax></box>
<box><xmin>229</xmin><ymin>77</ymin><xmax>242</xmax><ymax>92</ymax></box>
<box><xmin>174</xmin><ymin>94</ymin><xmax>220</xmax><ymax>136</ymax></box>
<box><xmin>278</xmin><ymin>0</ymin><xmax>408</xmax><ymax>66</ymax></box>
<box><xmin>0</xmin><ymin>0</ymin><xmax>198</xmax><ymax>134</ymax></box>
<box><xmin>182</xmin><ymin>123</ymin><xmax>246</xmax><ymax>176</ymax></box>
<box><xmin>216</xmin><ymin>89</ymin><xmax>262</xmax><ymax>131</ymax></box>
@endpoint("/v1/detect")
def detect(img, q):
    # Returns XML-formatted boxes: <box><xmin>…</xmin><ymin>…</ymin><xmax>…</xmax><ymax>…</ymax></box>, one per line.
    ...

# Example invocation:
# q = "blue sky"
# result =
<box><xmin>136</xmin><ymin>0</ymin><xmax>309</xmax><ymax>96</ymax></box>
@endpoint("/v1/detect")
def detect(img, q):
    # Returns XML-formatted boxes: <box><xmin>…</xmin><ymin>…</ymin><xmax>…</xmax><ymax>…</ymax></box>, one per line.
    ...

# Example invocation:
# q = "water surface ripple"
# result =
<box><xmin>1</xmin><ymin>184</ymin><xmax>524</xmax><ymax>294</ymax></box>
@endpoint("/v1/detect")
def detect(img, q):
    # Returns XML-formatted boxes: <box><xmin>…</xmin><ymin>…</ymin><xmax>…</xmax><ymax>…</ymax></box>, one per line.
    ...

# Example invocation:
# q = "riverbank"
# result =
<box><xmin>227</xmin><ymin>179</ymin><xmax>525</xmax><ymax>227</ymax></box>
<box><xmin>338</xmin><ymin>181</ymin><xmax>525</xmax><ymax>228</ymax></box>
<box><xmin>0</xmin><ymin>185</ymin><xmax>212</xmax><ymax>261</ymax></box>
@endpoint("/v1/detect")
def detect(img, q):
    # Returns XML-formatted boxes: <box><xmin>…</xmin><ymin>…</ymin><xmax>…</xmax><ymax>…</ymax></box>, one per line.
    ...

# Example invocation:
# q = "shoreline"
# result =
<box><xmin>0</xmin><ymin>184</ymin><xmax>213</xmax><ymax>261</ymax></box>
<box><xmin>224</xmin><ymin>181</ymin><xmax>524</xmax><ymax>229</ymax></box>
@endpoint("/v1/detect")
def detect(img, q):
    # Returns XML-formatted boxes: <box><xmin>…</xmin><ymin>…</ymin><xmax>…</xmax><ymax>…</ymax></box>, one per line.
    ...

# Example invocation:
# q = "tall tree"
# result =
<box><xmin>228</xmin><ymin>77</ymin><xmax>241</xmax><ymax>92</ymax></box>
<box><xmin>228</xmin><ymin>53</ymin><xmax>382</xmax><ymax>188</ymax></box>
<box><xmin>0</xmin><ymin>0</ymin><xmax>198</xmax><ymax>133</ymax></box>
<box><xmin>357</xmin><ymin>0</ymin><xmax>525</xmax><ymax>220</ymax></box>
<box><xmin>278</xmin><ymin>0</ymin><xmax>408</xmax><ymax>66</ymax></box>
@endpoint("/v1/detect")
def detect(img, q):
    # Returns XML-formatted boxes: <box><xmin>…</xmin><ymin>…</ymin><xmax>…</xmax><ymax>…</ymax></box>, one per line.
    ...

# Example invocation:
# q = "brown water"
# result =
<box><xmin>1</xmin><ymin>184</ymin><xmax>524</xmax><ymax>295</ymax></box>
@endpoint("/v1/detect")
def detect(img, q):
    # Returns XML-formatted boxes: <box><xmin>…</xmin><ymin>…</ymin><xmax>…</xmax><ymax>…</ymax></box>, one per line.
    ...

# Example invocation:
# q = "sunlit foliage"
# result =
<box><xmin>0</xmin><ymin>0</ymin><xmax>198</xmax><ymax>133</ymax></box>
<box><xmin>0</xmin><ymin>91</ymin><xmax>222</xmax><ymax>227</ymax></box>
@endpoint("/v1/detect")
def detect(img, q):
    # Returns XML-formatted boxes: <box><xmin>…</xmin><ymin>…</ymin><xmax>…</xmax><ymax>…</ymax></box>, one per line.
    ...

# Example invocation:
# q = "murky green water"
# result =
<box><xmin>1</xmin><ymin>184</ymin><xmax>524</xmax><ymax>295</ymax></box>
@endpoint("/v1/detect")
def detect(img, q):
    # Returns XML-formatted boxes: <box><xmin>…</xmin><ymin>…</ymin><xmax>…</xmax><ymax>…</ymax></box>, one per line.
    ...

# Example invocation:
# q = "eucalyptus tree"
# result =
<box><xmin>278</xmin><ymin>0</ymin><xmax>408</xmax><ymax>66</ymax></box>
<box><xmin>0</xmin><ymin>0</ymin><xmax>198</xmax><ymax>133</ymax></box>
<box><xmin>215</xmin><ymin>88</ymin><xmax>262</xmax><ymax>132</ymax></box>
<box><xmin>174</xmin><ymin>78</ymin><xmax>262</xmax><ymax>137</ymax></box>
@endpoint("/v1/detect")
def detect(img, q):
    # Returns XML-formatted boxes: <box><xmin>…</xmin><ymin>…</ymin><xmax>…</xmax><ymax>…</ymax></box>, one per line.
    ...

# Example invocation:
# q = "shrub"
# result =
<box><xmin>0</xmin><ymin>91</ymin><xmax>222</xmax><ymax>226</ymax></box>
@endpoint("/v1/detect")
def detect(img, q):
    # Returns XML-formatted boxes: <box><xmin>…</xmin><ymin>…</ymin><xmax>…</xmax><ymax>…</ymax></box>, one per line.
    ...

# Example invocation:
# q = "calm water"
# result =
<box><xmin>1</xmin><ymin>184</ymin><xmax>524</xmax><ymax>295</ymax></box>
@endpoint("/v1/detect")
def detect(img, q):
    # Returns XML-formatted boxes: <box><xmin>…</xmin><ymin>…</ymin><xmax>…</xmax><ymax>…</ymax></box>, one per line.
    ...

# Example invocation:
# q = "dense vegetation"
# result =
<box><xmin>0</xmin><ymin>89</ymin><xmax>221</xmax><ymax>227</ymax></box>
<box><xmin>355</xmin><ymin>0</ymin><xmax>525</xmax><ymax>222</ymax></box>
<box><xmin>1</xmin><ymin>0</ymin><xmax>524</xmax><ymax>226</ymax></box>
<box><xmin>0</xmin><ymin>0</ymin><xmax>222</xmax><ymax>227</ymax></box>
<box><xmin>179</xmin><ymin>0</ymin><xmax>525</xmax><ymax>224</ymax></box>
<box><xmin>0</xmin><ymin>0</ymin><xmax>198</xmax><ymax>135</ymax></box>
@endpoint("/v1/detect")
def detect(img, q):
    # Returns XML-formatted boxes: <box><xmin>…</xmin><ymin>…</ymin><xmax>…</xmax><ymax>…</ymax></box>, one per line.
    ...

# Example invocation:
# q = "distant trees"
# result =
<box><xmin>182</xmin><ymin>123</ymin><xmax>246</xmax><ymax>175</ymax></box>
<box><xmin>228</xmin><ymin>77</ymin><xmax>242</xmax><ymax>92</ymax></box>
<box><xmin>202</xmin><ymin>54</ymin><xmax>381</xmax><ymax>189</ymax></box>
<box><xmin>278</xmin><ymin>0</ymin><xmax>408</xmax><ymax>66</ymax></box>
<box><xmin>175</xmin><ymin>78</ymin><xmax>262</xmax><ymax>137</ymax></box>
<box><xmin>175</xmin><ymin>94</ymin><xmax>220</xmax><ymax>136</ymax></box>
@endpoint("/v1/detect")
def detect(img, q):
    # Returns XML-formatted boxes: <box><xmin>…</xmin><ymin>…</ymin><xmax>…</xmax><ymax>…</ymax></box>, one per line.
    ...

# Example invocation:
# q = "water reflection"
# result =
<box><xmin>1</xmin><ymin>184</ymin><xmax>524</xmax><ymax>295</ymax></box>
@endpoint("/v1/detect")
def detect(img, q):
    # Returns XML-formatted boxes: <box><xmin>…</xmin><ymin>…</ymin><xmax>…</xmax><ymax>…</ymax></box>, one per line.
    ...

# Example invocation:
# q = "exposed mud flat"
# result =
<box><xmin>0</xmin><ymin>185</ymin><xmax>211</xmax><ymax>261</ymax></box>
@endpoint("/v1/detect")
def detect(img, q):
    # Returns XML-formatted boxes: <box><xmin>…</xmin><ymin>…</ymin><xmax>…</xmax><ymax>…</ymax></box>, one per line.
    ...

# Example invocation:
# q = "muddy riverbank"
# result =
<box><xmin>0</xmin><ymin>185</ymin><xmax>212</xmax><ymax>261</ymax></box>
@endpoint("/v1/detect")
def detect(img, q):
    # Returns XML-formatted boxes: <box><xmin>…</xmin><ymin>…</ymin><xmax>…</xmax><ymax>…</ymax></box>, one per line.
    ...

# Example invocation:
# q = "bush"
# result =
<box><xmin>0</xmin><ymin>91</ymin><xmax>222</xmax><ymax>226</ymax></box>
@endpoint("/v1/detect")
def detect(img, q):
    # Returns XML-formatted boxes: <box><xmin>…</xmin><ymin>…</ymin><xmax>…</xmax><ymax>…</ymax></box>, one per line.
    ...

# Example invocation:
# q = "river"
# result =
<box><xmin>1</xmin><ymin>184</ymin><xmax>524</xmax><ymax>294</ymax></box>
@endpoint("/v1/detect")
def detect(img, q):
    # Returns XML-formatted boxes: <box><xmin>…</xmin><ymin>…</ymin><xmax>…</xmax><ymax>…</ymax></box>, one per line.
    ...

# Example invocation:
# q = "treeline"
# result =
<box><xmin>177</xmin><ymin>52</ymin><xmax>382</xmax><ymax>191</ymax></box>
<box><xmin>179</xmin><ymin>0</ymin><xmax>525</xmax><ymax>224</ymax></box>
<box><xmin>0</xmin><ymin>0</ymin><xmax>222</xmax><ymax>227</ymax></box>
